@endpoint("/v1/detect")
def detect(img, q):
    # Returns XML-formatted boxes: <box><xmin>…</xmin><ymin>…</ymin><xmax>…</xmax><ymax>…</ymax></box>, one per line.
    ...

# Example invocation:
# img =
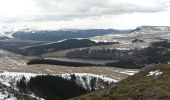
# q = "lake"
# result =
<box><xmin>44</xmin><ymin>57</ymin><xmax>117</xmax><ymax>65</ymax></box>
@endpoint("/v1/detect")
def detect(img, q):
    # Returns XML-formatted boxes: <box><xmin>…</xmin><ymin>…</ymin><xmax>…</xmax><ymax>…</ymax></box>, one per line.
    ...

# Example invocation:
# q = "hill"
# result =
<box><xmin>0</xmin><ymin>49</ymin><xmax>27</xmax><ymax>67</ymax></box>
<box><xmin>0</xmin><ymin>72</ymin><xmax>116</xmax><ymax>100</ymax></box>
<box><xmin>131</xmin><ymin>26</ymin><xmax>170</xmax><ymax>33</ymax></box>
<box><xmin>72</xmin><ymin>64</ymin><xmax>170</xmax><ymax>100</ymax></box>
<box><xmin>12</xmin><ymin>29</ymin><xmax>128</xmax><ymax>41</ymax></box>
<box><xmin>18</xmin><ymin>39</ymin><xmax>117</xmax><ymax>56</ymax></box>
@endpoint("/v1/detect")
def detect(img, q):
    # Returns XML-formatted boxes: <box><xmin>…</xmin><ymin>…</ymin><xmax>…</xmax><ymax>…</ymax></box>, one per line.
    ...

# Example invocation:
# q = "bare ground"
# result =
<box><xmin>0</xmin><ymin>65</ymin><xmax>138</xmax><ymax>81</ymax></box>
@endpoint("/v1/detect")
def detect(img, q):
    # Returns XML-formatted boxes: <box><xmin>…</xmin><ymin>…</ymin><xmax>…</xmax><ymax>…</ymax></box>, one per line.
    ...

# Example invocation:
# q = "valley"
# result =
<box><xmin>1</xmin><ymin>0</ymin><xmax>170</xmax><ymax>99</ymax></box>
<box><xmin>0</xmin><ymin>26</ymin><xmax>170</xmax><ymax>100</ymax></box>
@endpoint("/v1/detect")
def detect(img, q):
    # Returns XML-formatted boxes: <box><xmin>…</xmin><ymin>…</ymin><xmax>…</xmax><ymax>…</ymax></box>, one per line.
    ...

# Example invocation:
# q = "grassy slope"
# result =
<box><xmin>71</xmin><ymin>64</ymin><xmax>170</xmax><ymax>100</ymax></box>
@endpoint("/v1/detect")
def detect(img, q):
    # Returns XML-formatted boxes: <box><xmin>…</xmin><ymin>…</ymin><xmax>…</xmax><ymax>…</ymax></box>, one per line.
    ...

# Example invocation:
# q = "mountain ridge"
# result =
<box><xmin>0</xmin><ymin>25</ymin><xmax>130</xmax><ymax>41</ymax></box>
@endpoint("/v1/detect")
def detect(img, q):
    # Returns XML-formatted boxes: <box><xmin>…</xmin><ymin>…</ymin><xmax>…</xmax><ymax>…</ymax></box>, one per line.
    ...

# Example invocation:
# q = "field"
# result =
<box><xmin>0</xmin><ymin>65</ymin><xmax>138</xmax><ymax>81</ymax></box>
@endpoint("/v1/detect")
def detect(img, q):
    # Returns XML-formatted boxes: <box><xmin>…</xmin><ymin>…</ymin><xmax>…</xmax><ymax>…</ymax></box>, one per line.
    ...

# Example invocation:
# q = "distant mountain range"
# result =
<box><xmin>2</xmin><ymin>25</ymin><xmax>170</xmax><ymax>42</ymax></box>
<box><xmin>0</xmin><ymin>25</ymin><xmax>130</xmax><ymax>41</ymax></box>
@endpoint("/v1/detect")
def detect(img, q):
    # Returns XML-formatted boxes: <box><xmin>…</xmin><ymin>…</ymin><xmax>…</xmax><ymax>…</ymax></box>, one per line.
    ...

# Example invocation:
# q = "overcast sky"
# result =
<box><xmin>0</xmin><ymin>0</ymin><xmax>170</xmax><ymax>29</ymax></box>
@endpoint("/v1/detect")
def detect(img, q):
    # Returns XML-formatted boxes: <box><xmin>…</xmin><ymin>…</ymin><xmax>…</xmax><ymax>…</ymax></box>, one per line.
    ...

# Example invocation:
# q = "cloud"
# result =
<box><xmin>31</xmin><ymin>0</ymin><xmax>169</xmax><ymax>21</ymax></box>
<box><xmin>0</xmin><ymin>0</ymin><xmax>170</xmax><ymax>29</ymax></box>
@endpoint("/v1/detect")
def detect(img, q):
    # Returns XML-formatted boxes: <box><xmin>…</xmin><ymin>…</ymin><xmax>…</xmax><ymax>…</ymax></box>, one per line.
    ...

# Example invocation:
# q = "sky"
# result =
<box><xmin>0</xmin><ymin>0</ymin><xmax>170</xmax><ymax>29</ymax></box>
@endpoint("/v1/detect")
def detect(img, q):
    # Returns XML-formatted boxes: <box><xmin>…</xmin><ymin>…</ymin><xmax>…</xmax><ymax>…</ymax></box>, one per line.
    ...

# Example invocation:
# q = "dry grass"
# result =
<box><xmin>0</xmin><ymin>49</ymin><xmax>138</xmax><ymax>81</ymax></box>
<box><xmin>0</xmin><ymin>65</ymin><xmax>138</xmax><ymax>80</ymax></box>
<box><xmin>72</xmin><ymin>64</ymin><xmax>170</xmax><ymax>100</ymax></box>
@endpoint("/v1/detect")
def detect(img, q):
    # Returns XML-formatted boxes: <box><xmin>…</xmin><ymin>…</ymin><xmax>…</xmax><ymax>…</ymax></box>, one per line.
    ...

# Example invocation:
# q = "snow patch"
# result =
<box><xmin>1</xmin><ymin>81</ymin><xmax>11</xmax><ymax>87</ymax></box>
<box><xmin>116</xmin><ymin>48</ymin><xmax>131</xmax><ymax>50</ymax></box>
<box><xmin>90</xmin><ymin>39</ymin><xmax>118</xmax><ymax>43</ymax></box>
<box><xmin>120</xmin><ymin>71</ymin><xmax>138</xmax><ymax>75</ymax></box>
<box><xmin>0</xmin><ymin>91</ymin><xmax>17</xmax><ymax>100</ymax></box>
<box><xmin>147</xmin><ymin>70</ymin><xmax>163</xmax><ymax>77</ymax></box>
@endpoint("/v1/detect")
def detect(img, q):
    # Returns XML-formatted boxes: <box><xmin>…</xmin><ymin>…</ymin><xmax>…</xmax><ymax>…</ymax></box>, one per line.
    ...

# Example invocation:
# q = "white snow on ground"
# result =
<box><xmin>1</xmin><ymin>81</ymin><xmax>11</xmax><ymax>87</ymax></box>
<box><xmin>147</xmin><ymin>70</ymin><xmax>163</xmax><ymax>77</ymax></box>
<box><xmin>90</xmin><ymin>33</ymin><xmax>133</xmax><ymax>45</ymax></box>
<box><xmin>89</xmin><ymin>26</ymin><xmax>170</xmax><ymax>51</ymax></box>
<box><xmin>116</xmin><ymin>48</ymin><xmax>131</xmax><ymax>50</ymax></box>
<box><xmin>0</xmin><ymin>72</ymin><xmax>117</xmax><ymax>99</ymax></box>
<box><xmin>90</xmin><ymin>39</ymin><xmax>118</xmax><ymax>43</ymax></box>
<box><xmin>28</xmin><ymin>94</ymin><xmax>45</xmax><ymax>100</ymax></box>
<box><xmin>0</xmin><ymin>72</ymin><xmax>118</xmax><ymax>86</ymax></box>
<box><xmin>0</xmin><ymin>72</ymin><xmax>37</xmax><ymax>87</ymax></box>
<box><xmin>0</xmin><ymin>72</ymin><xmax>44</xmax><ymax>100</ymax></box>
<box><xmin>120</xmin><ymin>71</ymin><xmax>138</xmax><ymax>75</ymax></box>
<box><xmin>0</xmin><ymin>91</ymin><xmax>17</xmax><ymax>100</ymax></box>
<box><xmin>61</xmin><ymin>73</ymin><xmax>117</xmax><ymax>90</ymax></box>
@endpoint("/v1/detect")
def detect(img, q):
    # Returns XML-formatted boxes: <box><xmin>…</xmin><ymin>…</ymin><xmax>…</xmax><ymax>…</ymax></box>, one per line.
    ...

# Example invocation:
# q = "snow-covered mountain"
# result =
<box><xmin>0</xmin><ymin>25</ymin><xmax>129</xmax><ymax>41</ymax></box>
<box><xmin>0</xmin><ymin>25</ymin><xmax>37</xmax><ymax>39</ymax></box>
<box><xmin>0</xmin><ymin>27</ymin><xmax>13</xmax><ymax>39</ymax></box>
<box><xmin>13</xmin><ymin>29</ymin><xmax>125</xmax><ymax>41</ymax></box>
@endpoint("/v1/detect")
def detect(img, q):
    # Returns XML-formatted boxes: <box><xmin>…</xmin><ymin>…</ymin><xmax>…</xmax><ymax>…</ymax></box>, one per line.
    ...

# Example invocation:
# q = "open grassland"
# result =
<box><xmin>71</xmin><ymin>64</ymin><xmax>170</xmax><ymax>100</ymax></box>
<box><xmin>0</xmin><ymin>65</ymin><xmax>138</xmax><ymax>81</ymax></box>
